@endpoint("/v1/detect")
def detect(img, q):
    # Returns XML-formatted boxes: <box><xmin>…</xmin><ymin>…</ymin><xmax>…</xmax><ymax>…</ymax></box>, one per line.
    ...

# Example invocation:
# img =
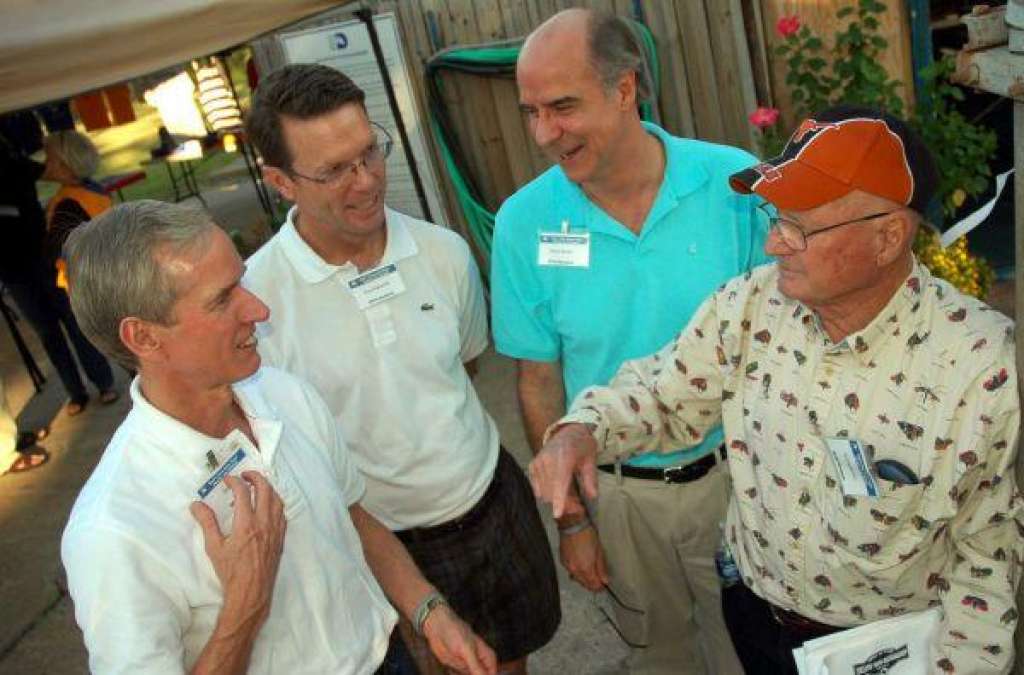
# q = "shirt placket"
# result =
<box><xmin>785</xmin><ymin>332</ymin><xmax>840</xmax><ymax>605</ymax></box>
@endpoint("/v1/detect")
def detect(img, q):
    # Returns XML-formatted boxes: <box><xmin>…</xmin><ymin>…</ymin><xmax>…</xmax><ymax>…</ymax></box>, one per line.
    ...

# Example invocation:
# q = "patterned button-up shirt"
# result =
<box><xmin>559</xmin><ymin>260</ymin><xmax>1021</xmax><ymax>674</ymax></box>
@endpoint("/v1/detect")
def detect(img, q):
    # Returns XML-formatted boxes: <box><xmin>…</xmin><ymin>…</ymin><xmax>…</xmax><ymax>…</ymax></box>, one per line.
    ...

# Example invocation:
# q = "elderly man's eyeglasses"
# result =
<box><xmin>288</xmin><ymin>122</ymin><xmax>394</xmax><ymax>189</ymax></box>
<box><xmin>756</xmin><ymin>203</ymin><xmax>896</xmax><ymax>251</ymax></box>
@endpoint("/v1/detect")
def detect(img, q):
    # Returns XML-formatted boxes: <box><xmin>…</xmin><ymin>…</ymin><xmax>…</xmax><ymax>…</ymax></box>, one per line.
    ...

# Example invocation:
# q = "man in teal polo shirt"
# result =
<box><xmin>491</xmin><ymin>9</ymin><xmax>768</xmax><ymax>674</ymax></box>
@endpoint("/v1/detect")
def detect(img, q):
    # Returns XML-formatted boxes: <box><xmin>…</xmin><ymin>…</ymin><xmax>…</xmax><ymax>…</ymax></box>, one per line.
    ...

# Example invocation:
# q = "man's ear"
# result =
<box><xmin>119</xmin><ymin>317</ymin><xmax>165</xmax><ymax>366</ymax></box>
<box><xmin>616</xmin><ymin>70</ymin><xmax>637</xmax><ymax>111</ymax></box>
<box><xmin>875</xmin><ymin>210</ymin><xmax>914</xmax><ymax>267</ymax></box>
<box><xmin>262</xmin><ymin>166</ymin><xmax>297</xmax><ymax>203</ymax></box>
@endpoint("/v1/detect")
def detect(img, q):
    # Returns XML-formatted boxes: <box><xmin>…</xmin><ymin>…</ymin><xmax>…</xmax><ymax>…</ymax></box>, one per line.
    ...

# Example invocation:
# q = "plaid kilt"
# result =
<box><xmin>396</xmin><ymin>448</ymin><xmax>561</xmax><ymax>663</ymax></box>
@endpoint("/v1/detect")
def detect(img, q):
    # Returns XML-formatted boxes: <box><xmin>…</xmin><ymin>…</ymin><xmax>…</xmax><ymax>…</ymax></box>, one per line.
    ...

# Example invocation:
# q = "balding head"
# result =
<box><xmin>520</xmin><ymin>9</ymin><xmax>651</xmax><ymax>103</ymax></box>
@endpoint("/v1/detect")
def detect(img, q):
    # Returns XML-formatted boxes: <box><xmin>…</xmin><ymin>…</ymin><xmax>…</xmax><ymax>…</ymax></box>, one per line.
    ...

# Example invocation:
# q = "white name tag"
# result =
<box><xmin>197</xmin><ymin>430</ymin><xmax>262</xmax><ymax>535</ymax></box>
<box><xmin>347</xmin><ymin>263</ymin><xmax>406</xmax><ymax>310</ymax></box>
<box><xmin>825</xmin><ymin>437</ymin><xmax>879</xmax><ymax>497</ymax></box>
<box><xmin>538</xmin><ymin>232</ymin><xmax>590</xmax><ymax>268</ymax></box>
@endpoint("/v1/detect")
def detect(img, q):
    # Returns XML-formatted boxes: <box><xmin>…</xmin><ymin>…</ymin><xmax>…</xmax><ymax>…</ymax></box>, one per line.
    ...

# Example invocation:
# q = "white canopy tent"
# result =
<box><xmin>0</xmin><ymin>0</ymin><xmax>346</xmax><ymax>113</ymax></box>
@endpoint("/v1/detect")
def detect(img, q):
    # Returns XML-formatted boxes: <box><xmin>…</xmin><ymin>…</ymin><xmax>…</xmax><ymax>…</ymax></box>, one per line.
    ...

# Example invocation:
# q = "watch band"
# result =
<box><xmin>413</xmin><ymin>590</ymin><xmax>448</xmax><ymax>636</ymax></box>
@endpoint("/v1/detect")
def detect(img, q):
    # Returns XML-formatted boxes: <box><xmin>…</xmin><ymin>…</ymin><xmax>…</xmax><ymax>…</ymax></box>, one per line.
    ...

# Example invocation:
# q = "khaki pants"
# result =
<box><xmin>594</xmin><ymin>461</ymin><xmax>742</xmax><ymax>675</ymax></box>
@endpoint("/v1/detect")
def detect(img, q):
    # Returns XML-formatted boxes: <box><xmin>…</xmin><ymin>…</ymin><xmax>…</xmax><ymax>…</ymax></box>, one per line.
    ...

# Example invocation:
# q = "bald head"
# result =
<box><xmin>519</xmin><ymin>9</ymin><xmax>651</xmax><ymax>103</ymax></box>
<box><xmin>523</xmin><ymin>8</ymin><xmax>591</xmax><ymax>52</ymax></box>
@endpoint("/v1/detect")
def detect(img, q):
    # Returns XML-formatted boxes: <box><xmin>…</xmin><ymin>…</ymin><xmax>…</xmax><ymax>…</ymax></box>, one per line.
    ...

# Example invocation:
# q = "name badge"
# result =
<box><xmin>538</xmin><ymin>232</ymin><xmax>590</xmax><ymax>268</ymax></box>
<box><xmin>197</xmin><ymin>430</ymin><xmax>262</xmax><ymax>534</ymax></box>
<box><xmin>825</xmin><ymin>437</ymin><xmax>879</xmax><ymax>497</ymax></box>
<box><xmin>348</xmin><ymin>263</ymin><xmax>406</xmax><ymax>310</ymax></box>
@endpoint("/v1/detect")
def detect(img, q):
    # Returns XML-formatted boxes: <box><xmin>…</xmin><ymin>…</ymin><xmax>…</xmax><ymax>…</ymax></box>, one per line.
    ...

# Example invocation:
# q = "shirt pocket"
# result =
<box><xmin>820</xmin><ymin>479</ymin><xmax>929</xmax><ymax>566</ymax></box>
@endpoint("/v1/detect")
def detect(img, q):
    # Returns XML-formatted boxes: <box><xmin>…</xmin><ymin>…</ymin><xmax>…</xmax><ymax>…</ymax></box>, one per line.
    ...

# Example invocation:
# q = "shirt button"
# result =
<box><xmin>688</xmin><ymin>243</ymin><xmax>697</xmax><ymax>255</ymax></box>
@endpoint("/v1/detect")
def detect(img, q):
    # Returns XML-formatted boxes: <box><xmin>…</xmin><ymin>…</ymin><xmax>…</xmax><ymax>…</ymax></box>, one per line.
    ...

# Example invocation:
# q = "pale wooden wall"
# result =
<box><xmin>760</xmin><ymin>0</ymin><xmax>915</xmax><ymax>131</ymax></box>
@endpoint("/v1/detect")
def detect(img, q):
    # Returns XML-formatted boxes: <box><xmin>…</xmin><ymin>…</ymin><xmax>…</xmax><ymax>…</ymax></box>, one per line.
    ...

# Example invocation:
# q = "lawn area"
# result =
<box><xmin>39</xmin><ymin>59</ymin><xmax>253</xmax><ymax>206</ymax></box>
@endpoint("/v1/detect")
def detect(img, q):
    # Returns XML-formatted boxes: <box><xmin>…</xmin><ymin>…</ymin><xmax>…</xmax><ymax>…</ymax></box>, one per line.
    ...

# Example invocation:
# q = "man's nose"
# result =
<box><xmin>532</xmin><ymin>110</ymin><xmax>562</xmax><ymax>148</ymax></box>
<box><xmin>764</xmin><ymin>226</ymin><xmax>794</xmax><ymax>257</ymax></box>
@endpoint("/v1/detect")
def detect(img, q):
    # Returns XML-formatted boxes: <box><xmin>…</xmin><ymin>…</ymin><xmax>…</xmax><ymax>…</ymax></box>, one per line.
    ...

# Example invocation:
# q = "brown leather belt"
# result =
<box><xmin>769</xmin><ymin>603</ymin><xmax>840</xmax><ymax>637</ymax></box>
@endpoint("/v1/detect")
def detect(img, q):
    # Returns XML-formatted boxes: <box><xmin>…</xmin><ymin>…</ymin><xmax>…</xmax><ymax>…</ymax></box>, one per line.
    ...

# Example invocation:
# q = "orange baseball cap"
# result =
<box><xmin>730</xmin><ymin>105</ymin><xmax>938</xmax><ymax>214</ymax></box>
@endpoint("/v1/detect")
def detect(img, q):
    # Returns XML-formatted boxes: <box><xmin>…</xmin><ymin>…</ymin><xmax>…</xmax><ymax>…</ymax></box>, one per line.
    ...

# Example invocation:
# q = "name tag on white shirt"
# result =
<box><xmin>197</xmin><ymin>430</ymin><xmax>262</xmax><ymax>534</ymax></box>
<box><xmin>348</xmin><ymin>263</ymin><xmax>406</xmax><ymax>310</ymax></box>
<box><xmin>825</xmin><ymin>437</ymin><xmax>880</xmax><ymax>497</ymax></box>
<box><xmin>538</xmin><ymin>232</ymin><xmax>590</xmax><ymax>268</ymax></box>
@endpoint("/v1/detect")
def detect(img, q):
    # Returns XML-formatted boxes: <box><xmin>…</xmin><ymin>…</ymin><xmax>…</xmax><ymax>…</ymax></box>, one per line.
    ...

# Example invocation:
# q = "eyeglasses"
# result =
<box><xmin>287</xmin><ymin>122</ymin><xmax>393</xmax><ymax>190</ymax></box>
<box><xmin>757</xmin><ymin>202</ymin><xmax>896</xmax><ymax>251</ymax></box>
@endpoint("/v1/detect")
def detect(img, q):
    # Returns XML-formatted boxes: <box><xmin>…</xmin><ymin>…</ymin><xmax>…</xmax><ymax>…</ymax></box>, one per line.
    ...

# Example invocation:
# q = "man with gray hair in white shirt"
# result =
<box><xmin>60</xmin><ymin>200</ymin><xmax>496</xmax><ymax>675</ymax></box>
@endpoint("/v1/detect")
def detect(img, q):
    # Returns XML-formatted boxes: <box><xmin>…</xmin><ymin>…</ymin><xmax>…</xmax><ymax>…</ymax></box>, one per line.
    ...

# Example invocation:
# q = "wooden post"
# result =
<box><xmin>1015</xmin><ymin>99</ymin><xmax>1024</xmax><ymax>674</ymax></box>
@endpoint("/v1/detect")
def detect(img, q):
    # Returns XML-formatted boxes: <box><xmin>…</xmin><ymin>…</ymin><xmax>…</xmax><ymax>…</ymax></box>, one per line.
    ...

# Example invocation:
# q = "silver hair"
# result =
<box><xmin>587</xmin><ymin>13</ymin><xmax>653</xmax><ymax>104</ymax></box>
<box><xmin>63</xmin><ymin>200</ymin><xmax>215</xmax><ymax>370</ymax></box>
<box><xmin>48</xmin><ymin>130</ymin><xmax>101</xmax><ymax>179</ymax></box>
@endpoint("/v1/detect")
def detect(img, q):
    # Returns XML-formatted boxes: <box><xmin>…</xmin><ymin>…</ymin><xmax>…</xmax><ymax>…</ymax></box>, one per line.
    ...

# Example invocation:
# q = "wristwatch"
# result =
<box><xmin>413</xmin><ymin>590</ymin><xmax>449</xmax><ymax>636</ymax></box>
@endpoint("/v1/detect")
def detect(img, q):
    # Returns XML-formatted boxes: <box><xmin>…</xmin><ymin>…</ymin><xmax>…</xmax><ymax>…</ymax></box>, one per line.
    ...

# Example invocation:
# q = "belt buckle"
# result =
<box><xmin>663</xmin><ymin>465</ymin><xmax>686</xmax><ymax>484</ymax></box>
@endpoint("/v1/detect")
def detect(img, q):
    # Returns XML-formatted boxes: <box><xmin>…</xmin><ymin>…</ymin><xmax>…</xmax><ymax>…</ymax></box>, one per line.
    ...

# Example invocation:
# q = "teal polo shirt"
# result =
<box><xmin>491</xmin><ymin>122</ymin><xmax>770</xmax><ymax>467</ymax></box>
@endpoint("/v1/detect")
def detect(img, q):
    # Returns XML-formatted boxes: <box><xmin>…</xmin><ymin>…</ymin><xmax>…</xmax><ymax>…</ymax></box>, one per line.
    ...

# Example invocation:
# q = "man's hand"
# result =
<box><xmin>559</xmin><ymin>524</ymin><xmax>609</xmax><ymax>591</ymax></box>
<box><xmin>528</xmin><ymin>423</ymin><xmax>599</xmax><ymax>518</ymax></box>
<box><xmin>190</xmin><ymin>472</ymin><xmax>287</xmax><ymax>633</ymax></box>
<box><xmin>422</xmin><ymin>604</ymin><xmax>497</xmax><ymax>675</ymax></box>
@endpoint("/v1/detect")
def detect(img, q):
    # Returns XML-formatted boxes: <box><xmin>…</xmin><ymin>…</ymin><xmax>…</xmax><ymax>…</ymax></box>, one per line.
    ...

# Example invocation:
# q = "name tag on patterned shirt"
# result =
<box><xmin>825</xmin><ymin>438</ymin><xmax>880</xmax><ymax>498</ymax></box>
<box><xmin>538</xmin><ymin>232</ymin><xmax>590</xmax><ymax>268</ymax></box>
<box><xmin>348</xmin><ymin>263</ymin><xmax>406</xmax><ymax>310</ymax></box>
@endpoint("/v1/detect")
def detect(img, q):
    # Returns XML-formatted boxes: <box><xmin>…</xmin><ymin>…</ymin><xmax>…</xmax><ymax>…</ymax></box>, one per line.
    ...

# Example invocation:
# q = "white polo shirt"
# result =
<box><xmin>244</xmin><ymin>207</ymin><xmax>499</xmax><ymax>530</ymax></box>
<box><xmin>61</xmin><ymin>367</ymin><xmax>396</xmax><ymax>674</ymax></box>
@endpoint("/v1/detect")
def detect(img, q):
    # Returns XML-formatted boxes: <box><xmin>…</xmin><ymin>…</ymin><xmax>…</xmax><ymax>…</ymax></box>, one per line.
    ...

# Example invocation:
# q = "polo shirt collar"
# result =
<box><xmin>278</xmin><ymin>206</ymin><xmax>418</xmax><ymax>284</ymax></box>
<box><xmin>128</xmin><ymin>370</ymin><xmax>283</xmax><ymax>467</ymax></box>
<box><xmin>569</xmin><ymin>123</ymin><xmax>710</xmax><ymax>241</ymax></box>
<box><xmin>800</xmin><ymin>259</ymin><xmax>929</xmax><ymax>367</ymax></box>
<box><xmin>644</xmin><ymin>121</ymin><xmax>710</xmax><ymax>203</ymax></box>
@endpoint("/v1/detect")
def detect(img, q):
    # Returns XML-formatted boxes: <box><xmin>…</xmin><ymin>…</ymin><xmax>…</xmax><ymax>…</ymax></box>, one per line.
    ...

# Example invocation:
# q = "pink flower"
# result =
<box><xmin>776</xmin><ymin>15</ymin><xmax>800</xmax><ymax>38</ymax></box>
<box><xmin>748</xmin><ymin>107</ymin><xmax>780</xmax><ymax>129</ymax></box>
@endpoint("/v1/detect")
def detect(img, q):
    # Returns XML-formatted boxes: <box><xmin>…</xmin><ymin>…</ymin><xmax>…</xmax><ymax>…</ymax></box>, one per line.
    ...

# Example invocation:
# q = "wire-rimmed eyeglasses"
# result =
<box><xmin>756</xmin><ymin>202</ymin><xmax>896</xmax><ymax>251</ymax></box>
<box><xmin>287</xmin><ymin>121</ymin><xmax>393</xmax><ymax>190</ymax></box>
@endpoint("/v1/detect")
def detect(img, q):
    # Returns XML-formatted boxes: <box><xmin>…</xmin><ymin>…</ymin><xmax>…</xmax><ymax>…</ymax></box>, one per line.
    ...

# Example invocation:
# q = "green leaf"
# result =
<box><xmin>837</xmin><ymin>6</ymin><xmax>855</xmax><ymax>18</ymax></box>
<box><xmin>806</xmin><ymin>37</ymin><xmax>823</xmax><ymax>50</ymax></box>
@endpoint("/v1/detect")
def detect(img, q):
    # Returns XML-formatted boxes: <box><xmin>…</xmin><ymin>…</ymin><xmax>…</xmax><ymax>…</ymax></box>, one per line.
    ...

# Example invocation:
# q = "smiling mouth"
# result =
<box><xmin>238</xmin><ymin>334</ymin><xmax>257</xmax><ymax>349</ymax></box>
<box><xmin>558</xmin><ymin>145</ymin><xmax>583</xmax><ymax>162</ymax></box>
<box><xmin>347</xmin><ymin>192</ymin><xmax>380</xmax><ymax>212</ymax></box>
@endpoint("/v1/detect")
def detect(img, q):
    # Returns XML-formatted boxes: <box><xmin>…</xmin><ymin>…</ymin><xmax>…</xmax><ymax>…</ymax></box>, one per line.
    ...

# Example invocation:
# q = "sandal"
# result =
<box><xmin>6</xmin><ymin>449</ymin><xmax>51</xmax><ymax>474</ymax></box>
<box><xmin>66</xmin><ymin>398</ymin><xmax>88</xmax><ymax>416</ymax></box>
<box><xmin>16</xmin><ymin>428</ymin><xmax>48</xmax><ymax>451</ymax></box>
<box><xmin>99</xmin><ymin>390</ymin><xmax>120</xmax><ymax>405</ymax></box>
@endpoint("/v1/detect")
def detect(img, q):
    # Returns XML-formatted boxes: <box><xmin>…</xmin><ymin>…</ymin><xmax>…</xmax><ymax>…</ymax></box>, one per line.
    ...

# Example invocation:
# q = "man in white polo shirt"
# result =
<box><xmin>60</xmin><ymin>200</ymin><xmax>495</xmax><ymax>674</ymax></box>
<box><xmin>244</xmin><ymin>64</ymin><xmax>560</xmax><ymax>674</ymax></box>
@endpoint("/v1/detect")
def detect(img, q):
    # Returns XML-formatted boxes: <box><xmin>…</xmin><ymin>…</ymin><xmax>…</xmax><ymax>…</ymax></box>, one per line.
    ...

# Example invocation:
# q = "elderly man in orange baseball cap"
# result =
<box><xmin>528</xmin><ymin>105</ymin><xmax>1021</xmax><ymax>674</ymax></box>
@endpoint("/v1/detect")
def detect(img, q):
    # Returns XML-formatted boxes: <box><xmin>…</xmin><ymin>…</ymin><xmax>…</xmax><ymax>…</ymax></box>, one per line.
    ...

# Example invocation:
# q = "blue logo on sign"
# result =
<box><xmin>333</xmin><ymin>32</ymin><xmax>349</xmax><ymax>49</ymax></box>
